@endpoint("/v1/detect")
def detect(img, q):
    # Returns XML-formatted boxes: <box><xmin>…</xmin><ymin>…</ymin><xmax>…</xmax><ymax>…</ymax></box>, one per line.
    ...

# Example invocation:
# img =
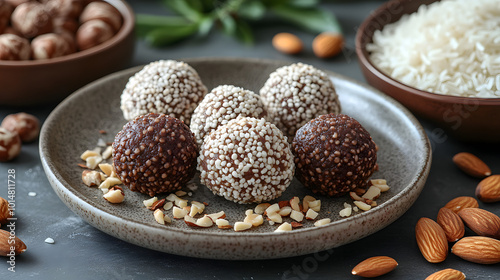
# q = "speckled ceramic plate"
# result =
<box><xmin>40</xmin><ymin>57</ymin><xmax>431</xmax><ymax>260</ymax></box>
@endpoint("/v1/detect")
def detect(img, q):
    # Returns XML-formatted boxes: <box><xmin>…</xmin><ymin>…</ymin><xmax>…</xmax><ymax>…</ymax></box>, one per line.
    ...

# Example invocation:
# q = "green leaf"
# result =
<box><xmin>144</xmin><ymin>23</ymin><xmax>198</xmax><ymax>47</ymax></box>
<box><xmin>289</xmin><ymin>0</ymin><xmax>320</xmax><ymax>8</ymax></box>
<box><xmin>135</xmin><ymin>14</ymin><xmax>192</xmax><ymax>37</ymax></box>
<box><xmin>269</xmin><ymin>5</ymin><xmax>342</xmax><ymax>34</ymax></box>
<box><xmin>162</xmin><ymin>0</ymin><xmax>203</xmax><ymax>22</ymax></box>
<box><xmin>238</xmin><ymin>0</ymin><xmax>266</xmax><ymax>20</ymax></box>
<box><xmin>197</xmin><ymin>16</ymin><xmax>215</xmax><ymax>37</ymax></box>
<box><xmin>234</xmin><ymin>19</ymin><xmax>254</xmax><ymax>45</ymax></box>
<box><xmin>219</xmin><ymin>14</ymin><xmax>236</xmax><ymax>36</ymax></box>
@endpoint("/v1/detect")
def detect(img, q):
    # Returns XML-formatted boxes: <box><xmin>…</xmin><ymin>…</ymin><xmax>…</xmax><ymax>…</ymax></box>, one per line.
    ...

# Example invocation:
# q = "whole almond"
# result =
<box><xmin>0</xmin><ymin>196</ymin><xmax>12</xmax><ymax>224</ymax></box>
<box><xmin>452</xmin><ymin>236</ymin><xmax>500</xmax><ymax>264</ymax></box>
<box><xmin>351</xmin><ymin>256</ymin><xmax>398</xmax><ymax>278</ymax></box>
<box><xmin>444</xmin><ymin>196</ymin><xmax>478</xmax><ymax>213</ymax></box>
<box><xmin>452</xmin><ymin>152</ymin><xmax>491</xmax><ymax>178</ymax></box>
<box><xmin>0</xmin><ymin>229</ymin><xmax>27</xmax><ymax>256</ymax></box>
<box><xmin>437</xmin><ymin>207</ymin><xmax>465</xmax><ymax>242</ymax></box>
<box><xmin>476</xmin><ymin>175</ymin><xmax>500</xmax><ymax>203</ymax></box>
<box><xmin>458</xmin><ymin>208</ymin><xmax>500</xmax><ymax>239</ymax></box>
<box><xmin>425</xmin><ymin>268</ymin><xmax>466</xmax><ymax>280</ymax></box>
<box><xmin>415</xmin><ymin>217</ymin><xmax>448</xmax><ymax>263</ymax></box>
<box><xmin>312</xmin><ymin>32</ymin><xmax>344</xmax><ymax>58</ymax></box>
<box><xmin>272</xmin><ymin>33</ymin><xmax>303</xmax><ymax>55</ymax></box>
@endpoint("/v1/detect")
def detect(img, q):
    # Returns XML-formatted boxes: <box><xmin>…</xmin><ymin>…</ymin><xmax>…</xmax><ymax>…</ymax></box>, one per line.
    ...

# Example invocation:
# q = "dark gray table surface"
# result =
<box><xmin>1</xmin><ymin>0</ymin><xmax>499</xmax><ymax>279</ymax></box>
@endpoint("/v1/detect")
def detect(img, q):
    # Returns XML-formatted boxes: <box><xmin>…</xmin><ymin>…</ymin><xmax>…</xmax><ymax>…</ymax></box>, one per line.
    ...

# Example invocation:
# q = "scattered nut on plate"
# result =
<box><xmin>77</xmin><ymin>128</ymin><xmax>393</xmax><ymax>234</ymax></box>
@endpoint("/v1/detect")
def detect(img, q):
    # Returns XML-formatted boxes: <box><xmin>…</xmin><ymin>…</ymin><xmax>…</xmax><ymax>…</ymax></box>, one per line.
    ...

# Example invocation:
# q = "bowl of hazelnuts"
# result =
<box><xmin>0</xmin><ymin>0</ymin><xmax>135</xmax><ymax>106</ymax></box>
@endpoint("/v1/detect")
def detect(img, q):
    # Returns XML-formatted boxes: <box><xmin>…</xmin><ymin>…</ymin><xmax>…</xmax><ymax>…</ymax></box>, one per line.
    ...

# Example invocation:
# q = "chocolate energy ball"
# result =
<box><xmin>292</xmin><ymin>114</ymin><xmax>377</xmax><ymax>197</ymax></box>
<box><xmin>120</xmin><ymin>60</ymin><xmax>208</xmax><ymax>125</ymax></box>
<box><xmin>190</xmin><ymin>85</ymin><xmax>267</xmax><ymax>148</ymax></box>
<box><xmin>260</xmin><ymin>63</ymin><xmax>341</xmax><ymax>140</ymax></box>
<box><xmin>198</xmin><ymin>116</ymin><xmax>295</xmax><ymax>204</ymax></box>
<box><xmin>0</xmin><ymin>127</ymin><xmax>21</xmax><ymax>162</ymax></box>
<box><xmin>113</xmin><ymin>113</ymin><xmax>198</xmax><ymax>197</ymax></box>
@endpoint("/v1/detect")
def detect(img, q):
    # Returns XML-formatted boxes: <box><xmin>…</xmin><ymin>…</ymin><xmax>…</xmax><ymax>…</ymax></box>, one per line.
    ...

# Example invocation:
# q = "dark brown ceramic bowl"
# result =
<box><xmin>0</xmin><ymin>0</ymin><xmax>135</xmax><ymax>107</ymax></box>
<box><xmin>355</xmin><ymin>0</ymin><xmax>500</xmax><ymax>142</ymax></box>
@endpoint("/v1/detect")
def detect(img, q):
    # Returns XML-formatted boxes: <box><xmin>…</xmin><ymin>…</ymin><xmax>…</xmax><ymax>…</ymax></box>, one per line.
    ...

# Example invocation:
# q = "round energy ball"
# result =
<box><xmin>113</xmin><ymin>113</ymin><xmax>198</xmax><ymax>197</ymax></box>
<box><xmin>260</xmin><ymin>63</ymin><xmax>341</xmax><ymax>140</ymax></box>
<box><xmin>120</xmin><ymin>60</ymin><xmax>208</xmax><ymax>125</ymax></box>
<box><xmin>198</xmin><ymin>116</ymin><xmax>295</xmax><ymax>204</ymax></box>
<box><xmin>190</xmin><ymin>85</ymin><xmax>267</xmax><ymax>148</ymax></box>
<box><xmin>292</xmin><ymin>114</ymin><xmax>377</xmax><ymax>197</ymax></box>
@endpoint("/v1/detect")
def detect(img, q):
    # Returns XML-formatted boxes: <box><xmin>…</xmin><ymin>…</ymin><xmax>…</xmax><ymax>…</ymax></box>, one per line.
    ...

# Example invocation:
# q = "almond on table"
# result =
<box><xmin>351</xmin><ymin>256</ymin><xmax>398</xmax><ymax>278</ymax></box>
<box><xmin>443</xmin><ymin>196</ymin><xmax>479</xmax><ymax>213</ymax></box>
<box><xmin>451</xmin><ymin>236</ymin><xmax>500</xmax><ymax>264</ymax></box>
<box><xmin>476</xmin><ymin>175</ymin><xmax>500</xmax><ymax>203</ymax></box>
<box><xmin>415</xmin><ymin>217</ymin><xmax>448</xmax><ymax>263</ymax></box>
<box><xmin>457</xmin><ymin>208</ymin><xmax>500</xmax><ymax>240</ymax></box>
<box><xmin>452</xmin><ymin>152</ymin><xmax>491</xmax><ymax>178</ymax></box>
<box><xmin>436</xmin><ymin>207</ymin><xmax>465</xmax><ymax>242</ymax></box>
<box><xmin>425</xmin><ymin>268</ymin><xmax>466</xmax><ymax>280</ymax></box>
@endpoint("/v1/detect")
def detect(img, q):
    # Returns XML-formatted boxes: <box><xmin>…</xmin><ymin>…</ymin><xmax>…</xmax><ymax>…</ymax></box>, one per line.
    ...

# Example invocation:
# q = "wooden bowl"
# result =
<box><xmin>0</xmin><ymin>0</ymin><xmax>135</xmax><ymax>107</ymax></box>
<box><xmin>355</xmin><ymin>0</ymin><xmax>500</xmax><ymax>142</ymax></box>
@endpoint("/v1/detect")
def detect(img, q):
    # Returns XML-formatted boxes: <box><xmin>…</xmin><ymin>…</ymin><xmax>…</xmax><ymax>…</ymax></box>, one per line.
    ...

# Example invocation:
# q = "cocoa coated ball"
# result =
<box><xmin>113</xmin><ymin>113</ymin><xmax>198</xmax><ymax>197</ymax></box>
<box><xmin>292</xmin><ymin>114</ymin><xmax>377</xmax><ymax>197</ymax></box>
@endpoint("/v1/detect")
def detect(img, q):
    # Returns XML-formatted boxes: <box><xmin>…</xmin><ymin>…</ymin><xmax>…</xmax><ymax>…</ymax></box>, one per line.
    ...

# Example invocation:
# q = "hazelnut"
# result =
<box><xmin>0</xmin><ymin>34</ymin><xmax>31</xmax><ymax>60</ymax></box>
<box><xmin>2</xmin><ymin>27</ymin><xmax>22</xmax><ymax>36</ymax></box>
<box><xmin>31</xmin><ymin>33</ymin><xmax>75</xmax><ymax>60</ymax></box>
<box><xmin>4</xmin><ymin>0</ymin><xmax>29</xmax><ymax>8</ymax></box>
<box><xmin>53</xmin><ymin>16</ymin><xmax>80</xmax><ymax>34</ymax></box>
<box><xmin>80</xmin><ymin>1</ymin><xmax>122</xmax><ymax>32</ymax></box>
<box><xmin>1</xmin><ymin>113</ymin><xmax>40</xmax><ymax>142</ymax></box>
<box><xmin>0</xmin><ymin>196</ymin><xmax>13</xmax><ymax>224</ymax></box>
<box><xmin>11</xmin><ymin>2</ymin><xmax>53</xmax><ymax>39</ymax></box>
<box><xmin>76</xmin><ymin>19</ymin><xmax>114</xmax><ymax>51</ymax></box>
<box><xmin>0</xmin><ymin>127</ymin><xmax>21</xmax><ymax>162</ymax></box>
<box><xmin>42</xmin><ymin>0</ymin><xmax>83</xmax><ymax>19</ymax></box>
<box><xmin>0</xmin><ymin>1</ymin><xmax>13</xmax><ymax>34</ymax></box>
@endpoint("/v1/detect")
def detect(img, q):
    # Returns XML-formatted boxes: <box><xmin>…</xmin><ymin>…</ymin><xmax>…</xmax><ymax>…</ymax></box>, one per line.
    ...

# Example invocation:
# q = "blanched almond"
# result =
<box><xmin>244</xmin><ymin>213</ymin><xmax>264</xmax><ymax>227</ymax></box>
<box><xmin>255</xmin><ymin>203</ymin><xmax>271</xmax><ymax>214</ymax></box>
<box><xmin>275</xmin><ymin>222</ymin><xmax>292</xmax><ymax>232</ymax></box>
<box><xmin>290</xmin><ymin>196</ymin><xmax>301</xmax><ymax>212</ymax></box>
<box><xmin>290</xmin><ymin>210</ymin><xmax>304</xmax><ymax>222</ymax></box>
<box><xmin>305</xmin><ymin>208</ymin><xmax>318</xmax><ymax>220</ymax></box>
<box><xmin>314</xmin><ymin>218</ymin><xmax>331</xmax><ymax>227</ymax></box>
<box><xmin>172</xmin><ymin>206</ymin><xmax>188</xmax><ymax>219</ymax></box>
<box><xmin>206</xmin><ymin>211</ymin><xmax>226</xmax><ymax>221</ymax></box>
<box><xmin>234</xmin><ymin>221</ymin><xmax>252</xmax><ymax>232</ymax></box>
<box><xmin>154</xmin><ymin>209</ymin><xmax>165</xmax><ymax>225</ymax></box>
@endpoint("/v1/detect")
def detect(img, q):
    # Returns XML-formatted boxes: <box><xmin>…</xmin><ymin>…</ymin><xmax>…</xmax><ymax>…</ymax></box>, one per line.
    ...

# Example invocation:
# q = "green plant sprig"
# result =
<box><xmin>136</xmin><ymin>0</ymin><xmax>343</xmax><ymax>47</ymax></box>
